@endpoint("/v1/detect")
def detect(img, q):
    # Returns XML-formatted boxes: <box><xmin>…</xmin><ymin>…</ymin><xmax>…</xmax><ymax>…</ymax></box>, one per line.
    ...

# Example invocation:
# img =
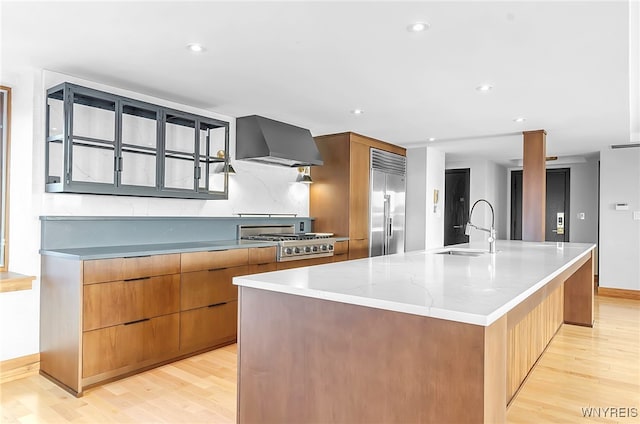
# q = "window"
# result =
<box><xmin>0</xmin><ymin>86</ymin><xmax>11</xmax><ymax>271</ymax></box>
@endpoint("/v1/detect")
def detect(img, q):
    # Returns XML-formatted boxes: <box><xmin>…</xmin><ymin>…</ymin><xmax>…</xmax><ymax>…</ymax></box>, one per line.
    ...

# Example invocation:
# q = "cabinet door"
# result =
<box><xmin>82</xmin><ymin>313</ymin><xmax>179</xmax><ymax>378</ymax></box>
<box><xmin>142</xmin><ymin>313</ymin><xmax>180</xmax><ymax>362</ymax></box>
<box><xmin>334</xmin><ymin>241</ymin><xmax>349</xmax><ymax>255</ymax></box>
<box><xmin>181</xmin><ymin>249</ymin><xmax>249</xmax><ymax>273</ymax></box>
<box><xmin>83</xmin><ymin>320</ymin><xmax>144</xmax><ymax>377</ymax></box>
<box><xmin>83</xmin><ymin>279</ymin><xmax>144</xmax><ymax>331</ymax></box>
<box><xmin>349</xmin><ymin>141</ymin><xmax>370</xmax><ymax>240</ymax></box>
<box><xmin>83</xmin><ymin>254</ymin><xmax>180</xmax><ymax>284</ymax></box>
<box><xmin>181</xmin><ymin>266</ymin><xmax>247</xmax><ymax>311</ymax></box>
<box><xmin>348</xmin><ymin>239</ymin><xmax>370</xmax><ymax>260</ymax></box>
<box><xmin>180</xmin><ymin>301</ymin><xmax>238</xmax><ymax>354</ymax></box>
<box><xmin>119</xmin><ymin>101</ymin><xmax>159</xmax><ymax>189</ymax></box>
<box><xmin>248</xmin><ymin>246</ymin><xmax>277</xmax><ymax>265</ymax></box>
<box><xmin>143</xmin><ymin>274</ymin><xmax>180</xmax><ymax>318</ymax></box>
<box><xmin>249</xmin><ymin>263</ymin><xmax>277</xmax><ymax>274</ymax></box>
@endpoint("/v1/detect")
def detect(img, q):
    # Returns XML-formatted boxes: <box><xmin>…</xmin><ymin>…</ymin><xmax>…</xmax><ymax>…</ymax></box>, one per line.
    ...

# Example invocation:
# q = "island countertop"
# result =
<box><xmin>233</xmin><ymin>240</ymin><xmax>595</xmax><ymax>326</ymax></box>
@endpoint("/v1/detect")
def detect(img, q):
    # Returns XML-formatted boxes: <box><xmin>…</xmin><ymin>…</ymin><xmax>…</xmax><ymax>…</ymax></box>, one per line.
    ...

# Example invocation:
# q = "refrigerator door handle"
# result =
<box><xmin>383</xmin><ymin>194</ymin><xmax>391</xmax><ymax>255</ymax></box>
<box><xmin>388</xmin><ymin>217</ymin><xmax>393</xmax><ymax>238</ymax></box>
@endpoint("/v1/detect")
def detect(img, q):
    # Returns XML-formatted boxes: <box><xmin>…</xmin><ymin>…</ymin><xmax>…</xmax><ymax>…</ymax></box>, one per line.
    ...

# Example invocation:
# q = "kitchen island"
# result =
<box><xmin>233</xmin><ymin>240</ymin><xmax>595</xmax><ymax>424</ymax></box>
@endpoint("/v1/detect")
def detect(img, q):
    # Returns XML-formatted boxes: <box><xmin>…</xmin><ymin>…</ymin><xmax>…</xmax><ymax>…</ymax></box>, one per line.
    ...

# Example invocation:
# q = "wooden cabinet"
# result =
<box><xmin>248</xmin><ymin>246</ymin><xmax>277</xmax><ymax>274</ymax></box>
<box><xmin>40</xmin><ymin>243</ymin><xmax>323</xmax><ymax>395</ymax></box>
<box><xmin>179</xmin><ymin>249</ymin><xmax>251</xmax><ymax>354</ymax></box>
<box><xmin>333</xmin><ymin>240</ymin><xmax>349</xmax><ymax>262</ymax></box>
<box><xmin>310</xmin><ymin>132</ymin><xmax>405</xmax><ymax>260</ymax></box>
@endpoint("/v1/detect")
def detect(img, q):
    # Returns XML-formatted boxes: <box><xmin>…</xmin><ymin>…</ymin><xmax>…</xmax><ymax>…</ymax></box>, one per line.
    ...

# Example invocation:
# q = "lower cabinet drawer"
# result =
<box><xmin>83</xmin><ymin>274</ymin><xmax>180</xmax><ymax>332</ymax></box>
<box><xmin>181</xmin><ymin>266</ymin><xmax>248</xmax><ymax>311</ymax></box>
<box><xmin>82</xmin><ymin>313</ymin><xmax>179</xmax><ymax>378</ymax></box>
<box><xmin>249</xmin><ymin>263</ymin><xmax>277</xmax><ymax>274</ymax></box>
<box><xmin>333</xmin><ymin>253</ymin><xmax>349</xmax><ymax>262</ymax></box>
<box><xmin>180</xmin><ymin>301</ymin><xmax>238</xmax><ymax>354</ymax></box>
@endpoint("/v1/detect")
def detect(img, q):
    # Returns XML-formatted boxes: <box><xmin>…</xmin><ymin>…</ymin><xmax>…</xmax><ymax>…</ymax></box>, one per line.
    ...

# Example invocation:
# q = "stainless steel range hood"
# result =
<box><xmin>235</xmin><ymin>115</ymin><xmax>323</xmax><ymax>167</ymax></box>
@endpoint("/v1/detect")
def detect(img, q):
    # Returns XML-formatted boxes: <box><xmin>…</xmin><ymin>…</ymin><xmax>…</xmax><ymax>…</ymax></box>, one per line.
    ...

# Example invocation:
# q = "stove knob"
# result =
<box><xmin>328</xmin><ymin>244</ymin><xmax>334</xmax><ymax>251</ymax></box>
<box><xmin>312</xmin><ymin>246</ymin><xmax>319</xmax><ymax>252</ymax></box>
<box><xmin>294</xmin><ymin>247</ymin><xmax>301</xmax><ymax>254</ymax></box>
<box><xmin>304</xmin><ymin>246</ymin><xmax>311</xmax><ymax>253</ymax></box>
<box><xmin>321</xmin><ymin>245</ymin><xmax>328</xmax><ymax>251</ymax></box>
<box><xmin>285</xmin><ymin>247</ymin><xmax>293</xmax><ymax>255</ymax></box>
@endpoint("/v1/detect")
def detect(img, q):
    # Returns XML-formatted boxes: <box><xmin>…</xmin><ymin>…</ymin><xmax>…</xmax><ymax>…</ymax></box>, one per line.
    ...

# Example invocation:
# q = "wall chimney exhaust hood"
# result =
<box><xmin>235</xmin><ymin>115</ymin><xmax>323</xmax><ymax>167</ymax></box>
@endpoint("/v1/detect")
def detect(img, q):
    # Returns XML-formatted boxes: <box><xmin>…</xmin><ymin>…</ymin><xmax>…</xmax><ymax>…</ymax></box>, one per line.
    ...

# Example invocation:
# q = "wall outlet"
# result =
<box><xmin>577</xmin><ymin>212</ymin><xmax>585</xmax><ymax>220</ymax></box>
<box><xmin>633</xmin><ymin>211</ymin><xmax>640</xmax><ymax>221</ymax></box>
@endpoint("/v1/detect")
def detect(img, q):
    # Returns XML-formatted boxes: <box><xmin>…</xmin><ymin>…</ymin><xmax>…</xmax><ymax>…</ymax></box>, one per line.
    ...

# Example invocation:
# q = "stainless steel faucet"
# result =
<box><xmin>464</xmin><ymin>199</ymin><xmax>496</xmax><ymax>254</ymax></box>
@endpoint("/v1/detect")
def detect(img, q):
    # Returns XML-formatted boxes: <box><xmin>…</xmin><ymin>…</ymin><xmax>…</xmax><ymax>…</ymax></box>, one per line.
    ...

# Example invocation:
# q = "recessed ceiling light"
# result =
<box><xmin>428</xmin><ymin>137</ymin><xmax>436</xmax><ymax>142</ymax></box>
<box><xmin>475</xmin><ymin>84</ymin><xmax>493</xmax><ymax>93</ymax></box>
<box><xmin>351</xmin><ymin>109</ymin><xmax>364</xmax><ymax>115</ymax></box>
<box><xmin>187</xmin><ymin>43</ymin><xmax>205</xmax><ymax>53</ymax></box>
<box><xmin>407</xmin><ymin>22</ymin><xmax>430</xmax><ymax>32</ymax></box>
<box><xmin>513</xmin><ymin>117</ymin><xmax>527</xmax><ymax>123</ymax></box>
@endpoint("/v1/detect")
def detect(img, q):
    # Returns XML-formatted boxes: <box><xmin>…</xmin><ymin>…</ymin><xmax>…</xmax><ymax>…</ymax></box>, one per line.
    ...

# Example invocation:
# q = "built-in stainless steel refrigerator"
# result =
<box><xmin>369</xmin><ymin>148</ymin><xmax>406</xmax><ymax>257</ymax></box>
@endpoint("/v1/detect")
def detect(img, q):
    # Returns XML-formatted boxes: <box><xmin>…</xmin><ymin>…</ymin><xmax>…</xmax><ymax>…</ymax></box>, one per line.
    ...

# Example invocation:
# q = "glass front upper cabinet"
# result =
<box><xmin>45</xmin><ymin>82</ymin><xmax>229</xmax><ymax>199</ymax></box>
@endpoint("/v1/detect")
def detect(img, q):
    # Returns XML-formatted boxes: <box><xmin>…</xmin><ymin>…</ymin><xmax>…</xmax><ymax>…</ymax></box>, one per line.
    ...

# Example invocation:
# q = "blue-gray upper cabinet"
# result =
<box><xmin>45</xmin><ymin>83</ymin><xmax>230</xmax><ymax>199</ymax></box>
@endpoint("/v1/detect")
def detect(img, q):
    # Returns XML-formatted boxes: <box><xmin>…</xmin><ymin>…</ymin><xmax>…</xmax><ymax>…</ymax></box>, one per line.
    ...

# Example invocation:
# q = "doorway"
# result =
<box><xmin>511</xmin><ymin>168</ymin><xmax>570</xmax><ymax>241</ymax></box>
<box><xmin>444</xmin><ymin>168</ymin><xmax>470</xmax><ymax>246</ymax></box>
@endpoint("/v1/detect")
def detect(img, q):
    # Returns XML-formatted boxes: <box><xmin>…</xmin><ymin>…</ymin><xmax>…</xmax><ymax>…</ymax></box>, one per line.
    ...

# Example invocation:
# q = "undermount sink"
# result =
<box><xmin>435</xmin><ymin>249</ymin><xmax>487</xmax><ymax>257</ymax></box>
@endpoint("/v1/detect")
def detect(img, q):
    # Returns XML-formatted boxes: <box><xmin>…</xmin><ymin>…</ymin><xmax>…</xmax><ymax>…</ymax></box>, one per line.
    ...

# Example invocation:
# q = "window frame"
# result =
<box><xmin>0</xmin><ymin>85</ymin><xmax>12</xmax><ymax>272</ymax></box>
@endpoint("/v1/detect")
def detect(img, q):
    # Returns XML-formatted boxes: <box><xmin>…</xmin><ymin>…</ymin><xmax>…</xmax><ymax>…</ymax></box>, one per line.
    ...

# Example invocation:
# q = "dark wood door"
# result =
<box><xmin>444</xmin><ymin>169</ymin><xmax>470</xmax><ymax>246</ymax></box>
<box><xmin>545</xmin><ymin>169</ymin><xmax>570</xmax><ymax>242</ymax></box>
<box><xmin>511</xmin><ymin>168</ymin><xmax>570</xmax><ymax>241</ymax></box>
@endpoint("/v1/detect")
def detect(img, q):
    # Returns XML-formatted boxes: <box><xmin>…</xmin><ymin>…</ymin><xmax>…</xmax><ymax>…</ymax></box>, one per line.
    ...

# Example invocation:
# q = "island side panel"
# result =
<box><xmin>238</xmin><ymin>287</ymin><xmax>503</xmax><ymax>424</ymax></box>
<box><xmin>564</xmin><ymin>251</ymin><xmax>594</xmax><ymax>326</ymax></box>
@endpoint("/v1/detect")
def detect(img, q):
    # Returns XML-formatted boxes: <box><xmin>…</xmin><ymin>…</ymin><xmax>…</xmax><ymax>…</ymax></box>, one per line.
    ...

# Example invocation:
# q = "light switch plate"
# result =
<box><xmin>577</xmin><ymin>212</ymin><xmax>585</xmax><ymax>220</ymax></box>
<box><xmin>633</xmin><ymin>211</ymin><xmax>640</xmax><ymax>221</ymax></box>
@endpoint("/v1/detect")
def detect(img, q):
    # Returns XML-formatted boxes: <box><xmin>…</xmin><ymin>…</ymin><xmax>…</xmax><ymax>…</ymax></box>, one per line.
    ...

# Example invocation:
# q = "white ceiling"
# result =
<box><xmin>2</xmin><ymin>1</ymin><xmax>638</xmax><ymax>165</ymax></box>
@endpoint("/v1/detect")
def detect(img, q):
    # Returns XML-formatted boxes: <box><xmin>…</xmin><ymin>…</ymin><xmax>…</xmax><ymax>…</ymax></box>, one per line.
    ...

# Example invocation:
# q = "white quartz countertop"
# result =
<box><xmin>233</xmin><ymin>240</ymin><xmax>595</xmax><ymax>326</ymax></box>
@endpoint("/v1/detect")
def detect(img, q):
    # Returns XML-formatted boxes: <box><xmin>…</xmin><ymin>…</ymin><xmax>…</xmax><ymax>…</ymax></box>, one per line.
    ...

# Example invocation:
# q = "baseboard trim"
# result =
<box><xmin>0</xmin><ymin>353</ymin><xmax>40</xmax><ymax>384</ymax></box>
<box><xmin>597</xmin><ymin>287</ymin><xmax>640</xmax><ymax>301</ymax></box>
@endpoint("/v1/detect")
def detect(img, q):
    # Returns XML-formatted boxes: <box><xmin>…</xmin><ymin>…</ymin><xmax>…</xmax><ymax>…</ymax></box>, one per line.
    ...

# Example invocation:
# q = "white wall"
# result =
<box><xmin>599</xmin><ymin>147</ymin><xmax>640</xmax><ymax>290</ymax></box>
<box><xmin>405</xmin><ymin>146</ymin><xmax>445</xmax><ymax>251</ymax></box>
<box><xmin>0</xmin><ymin>68</ymin><xmax>310</xmax><ymax>361</ymax></box>
<box><xmin>445</xmin><ymin>159</ymin><xmax>508</xmax><ymax>244</ymax></box>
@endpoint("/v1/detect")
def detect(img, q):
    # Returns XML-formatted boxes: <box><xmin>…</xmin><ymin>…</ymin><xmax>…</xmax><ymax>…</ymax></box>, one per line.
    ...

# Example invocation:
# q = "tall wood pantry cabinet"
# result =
<box><xmin>310</xmin><ymin>132</ymin><xmax>406</xmax><ymax>260</ymax></box>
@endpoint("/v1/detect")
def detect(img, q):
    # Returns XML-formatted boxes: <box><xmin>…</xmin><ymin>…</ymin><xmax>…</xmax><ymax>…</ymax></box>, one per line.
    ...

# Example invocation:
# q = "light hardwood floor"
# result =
<box><xmin>1</xmin><ymin>295</ymin><xmax>638</xmax><ymax>423</ymax></box>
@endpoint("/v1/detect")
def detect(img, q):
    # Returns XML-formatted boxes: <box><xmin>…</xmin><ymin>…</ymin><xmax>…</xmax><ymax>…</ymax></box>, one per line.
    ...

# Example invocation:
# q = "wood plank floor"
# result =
<box><xmin>1</xmin><ymin>295</ymin><xmax>638</xmax><ymax>423</ymax></box>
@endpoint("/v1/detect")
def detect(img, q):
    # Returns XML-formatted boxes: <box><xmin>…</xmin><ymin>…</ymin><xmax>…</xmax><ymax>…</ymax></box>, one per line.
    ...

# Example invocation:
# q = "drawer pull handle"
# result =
<box><xmin>124</xmin><ymin>277</ymin><xmax>150</xmax><ymax>282</ymax></box>
<box><xmin>123</xmin><ymin>318</ymin><xmax>150</xmax><ymax>326</ymax></box>
<box><xmin>208</xmin><ymin>267</ymin><xmax>228</xmax><ymax>272</ymax></box>
<box><xmin>208</xmin><ymin>249</ymin><xmax>228</xmax><ymax>252</ymax></box>
<box><xmin>126</xmin><ymin>255</ymin><xmax>152</xmax><ymax>259</ymax></box>
<box><xmin>207</xmin><ymin>302</ymin><xmax>227</xmax><ymax>308</ymax></box>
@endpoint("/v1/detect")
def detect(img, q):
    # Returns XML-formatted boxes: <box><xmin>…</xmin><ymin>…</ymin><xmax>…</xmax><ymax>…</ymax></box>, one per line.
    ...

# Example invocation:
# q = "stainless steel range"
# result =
<box><xmin>239</xmin><ymin>225</ymin><xmax>336</xmax><ymax>262</ymax></box>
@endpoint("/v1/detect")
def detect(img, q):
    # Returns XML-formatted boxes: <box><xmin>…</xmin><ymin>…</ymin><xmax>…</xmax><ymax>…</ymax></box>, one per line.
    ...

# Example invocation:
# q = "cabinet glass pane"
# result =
<box><xmin>164</xmin><ymin>157</ymin><xmax>194</xmax><ymax>190</ymax></box>
<box><xmin>72</xmin><ymin>94</ymin><xmax>115</xmax><ymax>141</ymax></box>
<box><xmin>47</xmin><ymin>96</ymin><xmax>64</xmax><ymax>139</ymax></box>
<box><xmin>121</xmin><ymin>105</ymin><xmax>157</xmax><ymax>187</ymax></box>
<box><xmin>122</xmin><ymin>105</ymin><xmax>157</xmax><ymax>148</ymax></box>
<box><xmin>72</xmin><ymin>143</ymin><xmax>114</xmax><ymax>184</ymax></box>
<box><xmin>47</xmin><ymin>95</ymin><xmax>64</xmax><ymax>183</ymax></box>
<box><xmin>121</xmin><ymin>152</ymin><xmax>155</xmax><ymax>187</ymax></box>
<box><xmin>164</xmin><ymin>114</ymin><xmax>195</xmax><ymax>190</ymax></box>
<box><xmin>199</xmin><ymin>124</ymin><xmax>227</xmax><ymax>193</ymax></box>
<box><xmin>165</xmin><ymin>117</ymin><xmax>195</xmax><ymax>154</ymax></box>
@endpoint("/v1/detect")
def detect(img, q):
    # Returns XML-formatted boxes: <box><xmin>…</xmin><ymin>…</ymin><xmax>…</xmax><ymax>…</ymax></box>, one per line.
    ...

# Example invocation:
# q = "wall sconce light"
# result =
<box><xmin>296</xmin><ymin>166</ymin><xmax>313</xmax><ymax>184</ymax></box>
<box><xmin>216</xmin><ymin>150</ymin><xmax>236</xmax><ymax>175</ymax></box>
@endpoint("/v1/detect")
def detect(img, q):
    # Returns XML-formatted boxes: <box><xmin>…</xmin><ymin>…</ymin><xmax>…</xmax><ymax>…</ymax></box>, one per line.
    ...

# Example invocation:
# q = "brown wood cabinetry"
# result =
<box><xmin>333</xmin><ymin>240</ymin><xmax>349</xmax><ymax>262</ymax></box>
<box><xmin>310</xmin><ymin>132</ymin><xmax>405</xmax><ymax>260</ymax></box>
<box><xmin>40</xmin><ymin>243</ymin><xmax>312</xmax><ymax>395</ymax></box>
